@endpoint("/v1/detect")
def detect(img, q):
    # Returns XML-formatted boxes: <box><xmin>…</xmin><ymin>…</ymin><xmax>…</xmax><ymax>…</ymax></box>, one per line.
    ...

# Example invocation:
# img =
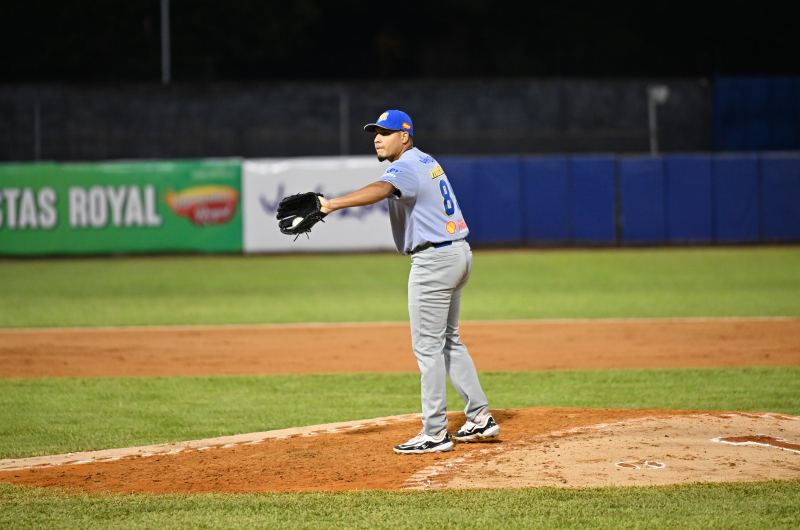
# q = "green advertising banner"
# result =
<box><xmin>0</xmin><ymin>159</ymin><xmax>242</xmax><ymax>255</ymax></box>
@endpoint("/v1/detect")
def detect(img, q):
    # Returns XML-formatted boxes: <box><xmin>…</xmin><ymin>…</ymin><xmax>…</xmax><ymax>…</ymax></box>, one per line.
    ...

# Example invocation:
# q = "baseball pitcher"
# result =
<box><xmin>277</xmin><ymin>110</ymin><xmax>499</xmax><ymax>453</ymax></box>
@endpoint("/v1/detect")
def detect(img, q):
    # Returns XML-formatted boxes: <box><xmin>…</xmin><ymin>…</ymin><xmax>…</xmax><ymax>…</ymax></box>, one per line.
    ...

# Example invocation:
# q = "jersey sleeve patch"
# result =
<box><xmin>382</xmin><ymin>167</ymin><xmax>401</xmax><ymax>179</ymax></box>
<box><xmin>379</xmin><ymin>162</ymin><xmax>418</xmax><ymax>202</ymax></box>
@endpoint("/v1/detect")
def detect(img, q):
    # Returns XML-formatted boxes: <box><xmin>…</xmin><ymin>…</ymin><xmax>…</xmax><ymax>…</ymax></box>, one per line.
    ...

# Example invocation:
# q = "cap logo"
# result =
<box><xmin>402</xmin><ymin>122</ymin><xmax>411</xmax><ymax>130</ymax></box>
<box><xmin>378</xmin><ymin>112</ymin><xmax>389</xmax><ymax>122</ymax></box>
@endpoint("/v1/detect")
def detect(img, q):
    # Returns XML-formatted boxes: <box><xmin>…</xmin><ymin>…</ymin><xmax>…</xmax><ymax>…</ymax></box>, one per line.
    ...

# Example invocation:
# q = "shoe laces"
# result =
<box><xmin>407</xmin><ymin>430</ymin><xmax>427</xmax><ymax>444</ymax></box>
<box><xmin>408</xmin><ymin>428</ymin><xmax>447</xmax><ymax>444</ymax></box>
<box><xmin>464</xmin><ymin>409</ymin><xmax>491</xmax><ymax>430</ymax></box>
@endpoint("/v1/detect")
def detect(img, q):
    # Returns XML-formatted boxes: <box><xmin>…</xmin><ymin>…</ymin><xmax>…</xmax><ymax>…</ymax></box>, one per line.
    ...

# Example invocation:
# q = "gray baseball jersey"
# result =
<box><xmin>379</xmin><ymin>147</ymin><xmax>469</xmax><ymax>255</ymax></box>
<box><xmin>375</xmin><ymin>145</ymin><xmax>489</xmax><ymax>437</ymax></box>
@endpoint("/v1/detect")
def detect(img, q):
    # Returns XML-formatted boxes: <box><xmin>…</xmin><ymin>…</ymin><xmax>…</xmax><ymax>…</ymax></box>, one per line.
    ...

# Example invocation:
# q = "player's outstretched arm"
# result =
<box><xmin>319</xmin><ymin>181</ymin><xmax>396</xmax><ymax>214</ymax></box>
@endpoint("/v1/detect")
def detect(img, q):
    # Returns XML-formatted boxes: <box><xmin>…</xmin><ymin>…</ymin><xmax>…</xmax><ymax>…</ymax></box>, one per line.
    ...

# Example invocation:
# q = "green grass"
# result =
<box><xmin>1</xmin><ymin>247</ymin><xmax>799</xmax><ymax>327</ymax></box>
<box><xmin>2</xmin><ymin>480</ymin><xmax>798</xmax><ymax>529</ymax></box>
<box><xmin>2</xmin><ymin>368</ymin><xmax>798</xmax><ymax>460</ymax></box>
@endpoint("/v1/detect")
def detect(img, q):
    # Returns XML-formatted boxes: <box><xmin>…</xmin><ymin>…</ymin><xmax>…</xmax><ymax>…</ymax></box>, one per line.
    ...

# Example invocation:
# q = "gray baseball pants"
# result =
<box><xmin>408</xmin><ymin>239</ymin><xmax>489</xmax><ymax>435</ymax></box>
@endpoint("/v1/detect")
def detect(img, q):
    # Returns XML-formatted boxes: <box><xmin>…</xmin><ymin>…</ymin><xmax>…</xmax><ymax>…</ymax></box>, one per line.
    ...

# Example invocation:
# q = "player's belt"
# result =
<box><xmin>411</xmin><ymin>239</ymin><xmax>463</xmax><ymax>254</ymax></box>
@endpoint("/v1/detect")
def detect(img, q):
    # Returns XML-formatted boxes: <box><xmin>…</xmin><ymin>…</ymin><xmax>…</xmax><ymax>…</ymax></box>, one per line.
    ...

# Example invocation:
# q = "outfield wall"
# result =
<box><xmin>438</xmin><ymin>152</ymin><xmax>800</xmax><ymax>246</ymax></box>
<box><xmin>1</xmin><ymin>153</ymin><xmax>799</xmax><ymax>255</ymax></box>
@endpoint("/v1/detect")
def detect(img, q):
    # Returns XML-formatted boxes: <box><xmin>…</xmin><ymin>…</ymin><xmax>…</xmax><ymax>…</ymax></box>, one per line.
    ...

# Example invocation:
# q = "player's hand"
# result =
<box><xmin>319</xmin><ymin>196</ymin><xmax>333</xmax><ymax>214</ymax></box>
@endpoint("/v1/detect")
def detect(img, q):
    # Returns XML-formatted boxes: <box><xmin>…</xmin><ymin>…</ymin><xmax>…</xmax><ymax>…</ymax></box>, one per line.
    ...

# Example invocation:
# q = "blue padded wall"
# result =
<box><xmin>521</xmin><ymin>156</ymin><xmax>570</xmax><ymax>243</ymax></box>
<box><xmin>665</xmin><ymin>154</ymin><xmax>713</xmax><ymax>242</ymax></box>
<box><xmin>620</xmin><ymin>157</ymin><xmax>666</xmax><ymax>244</ymax></box>
<box><xmin>761</xmin><ymin>153</ymin><xmax>800</xmax><ymax>241</ymax></box>
<box><xmin>441</xmin><ymin>151</ymin><xmax>794</xmax><ymax>247</ymax></box>
<box><xmin>713</xmin><ymin>154</ymin><xmax>760</xmax><ymax>242</ymax></box>
<box><xmin>472</xmin><ymin>158</ymin><xmax>523</xmax><ymax>244</ymax></box>
<box><xmin>571</xmin><ymin>155</ymin><xmax>617</xmax><ymax>243</ymax></box>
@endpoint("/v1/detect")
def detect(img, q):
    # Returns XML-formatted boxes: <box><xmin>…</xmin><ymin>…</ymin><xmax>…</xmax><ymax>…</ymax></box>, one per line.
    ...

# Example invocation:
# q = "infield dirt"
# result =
<box><xmin>1</xmin><ymin>318</ymin><xmax>799</xmax><ymax>378</ymax></box>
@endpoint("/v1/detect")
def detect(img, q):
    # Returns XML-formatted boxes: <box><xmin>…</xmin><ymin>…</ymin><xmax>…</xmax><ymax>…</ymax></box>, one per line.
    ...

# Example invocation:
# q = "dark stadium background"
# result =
<box><xmin>3</xmin><ymin>1</ymin><xmax>798</xmax><ymax>83</ymax></box>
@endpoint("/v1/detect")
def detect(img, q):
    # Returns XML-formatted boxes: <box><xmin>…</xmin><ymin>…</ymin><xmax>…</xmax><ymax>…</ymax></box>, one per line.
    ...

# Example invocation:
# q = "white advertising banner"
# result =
<box><xmin>242</xmin><ymin>157</ymin><xmax>396</xmax><ymax>253</ymax></box>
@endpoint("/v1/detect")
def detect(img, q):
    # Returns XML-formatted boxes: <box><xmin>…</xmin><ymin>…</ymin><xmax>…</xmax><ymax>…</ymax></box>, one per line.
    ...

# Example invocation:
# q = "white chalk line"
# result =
<box><xmin>615</xmin><ymin>460</ymin><xmax>666</xmax><ymax>469</ymax></box>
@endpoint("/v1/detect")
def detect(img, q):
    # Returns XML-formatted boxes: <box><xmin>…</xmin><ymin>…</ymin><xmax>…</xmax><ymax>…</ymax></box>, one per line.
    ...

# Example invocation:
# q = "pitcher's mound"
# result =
<box><xmin>1</xmin><ymin>408</ymin><xmax>798</xmax><ymax>493</ymax></box>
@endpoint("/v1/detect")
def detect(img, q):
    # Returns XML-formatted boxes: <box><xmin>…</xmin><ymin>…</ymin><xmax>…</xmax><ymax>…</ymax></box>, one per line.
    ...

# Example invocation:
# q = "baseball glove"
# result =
<box><xmin>276</xmin><ymin>192</ymin><xmax>328</xmax><ymax>238</ymax></box>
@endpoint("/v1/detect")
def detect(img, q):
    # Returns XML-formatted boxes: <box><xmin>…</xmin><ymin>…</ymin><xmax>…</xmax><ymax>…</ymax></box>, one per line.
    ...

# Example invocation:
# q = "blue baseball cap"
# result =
<box><xmin>364</xmin><ymin>110</ymin><xmax>413</xmax><ymax>136</ymax></box>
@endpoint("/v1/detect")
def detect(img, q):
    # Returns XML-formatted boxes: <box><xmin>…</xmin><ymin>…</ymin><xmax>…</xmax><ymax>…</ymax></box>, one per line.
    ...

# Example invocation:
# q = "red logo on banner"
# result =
<box><xmin>165</xmin><ymin>186</ymin><xmax>238</xmax><ymax>225</ymax></box>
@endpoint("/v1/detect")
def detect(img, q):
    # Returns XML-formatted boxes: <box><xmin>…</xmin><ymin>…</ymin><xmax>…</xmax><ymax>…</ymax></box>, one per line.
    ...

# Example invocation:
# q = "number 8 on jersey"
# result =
<box><xmin>439</xmin><ymin>179</ymin><xmax>456</xmax><ymax>216</ymax></box>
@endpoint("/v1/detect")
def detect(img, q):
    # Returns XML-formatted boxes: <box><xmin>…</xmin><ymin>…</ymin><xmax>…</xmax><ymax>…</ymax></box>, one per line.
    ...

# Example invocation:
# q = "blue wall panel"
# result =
<box><xmin>571</xmin><ymin>155</ymin><xmax>617</xmax><ymax>243</ymax></box>
<box><xmin>521</xmin><ymin>156</ymin><xmax>570</xmax><ymax>242</ymax></box>
<box><xmin>620</xmin><ymin>157</ymin><xmax>666</xmax><ymax>244</ymax></box>
<box><xmin>713</xmin><ymin>154</ymin><xmax>760</xmax><ymax>242</ymax></box>
<box><xmin>471</xmin><ymin>158</ymin><xmax>523</xmax><ymax>244</ymax></box>
<box><xmin>443</xmin><ymin>151</ymin><xmax>792</xmax><ymax>247</ymax></box>
<box><xmin>665</xmin><ymin>154</ymin><xmax>713</xmax><ymax>242</ymax></box>
<box><xmin>761</xmin><ymin>153</ymin><xmax>800</xmax><ymax>241</ymax></box>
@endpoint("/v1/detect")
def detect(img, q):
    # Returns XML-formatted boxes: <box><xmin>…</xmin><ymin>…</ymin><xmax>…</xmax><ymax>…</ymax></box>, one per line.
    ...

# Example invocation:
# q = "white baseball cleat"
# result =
<box><xmin>452</xmin><ymin>408</ymin><xmax>500</xmax><ymax>442</ymax></box>
<box><xmin>393</xmin><ymin>428</ymin><xmax>454</xmax><ymax>454</ymax></box>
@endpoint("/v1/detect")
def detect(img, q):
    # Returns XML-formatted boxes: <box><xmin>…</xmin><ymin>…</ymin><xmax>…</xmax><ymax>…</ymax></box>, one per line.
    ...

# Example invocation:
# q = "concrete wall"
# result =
<box><xmin>1</xmin><ymin>79</ymin><xmax>712</xmax><ymax>162</ymax></box>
